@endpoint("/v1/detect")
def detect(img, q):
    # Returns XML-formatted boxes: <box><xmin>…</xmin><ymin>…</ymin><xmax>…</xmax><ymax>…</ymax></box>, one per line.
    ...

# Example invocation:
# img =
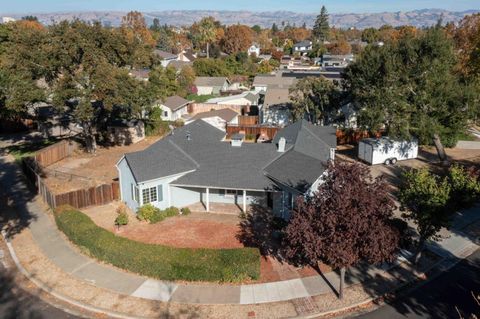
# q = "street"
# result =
<box><xmin>354</xmin><ymin>249</ymin><xmax>480</xmax><ymax>319</ymax></box>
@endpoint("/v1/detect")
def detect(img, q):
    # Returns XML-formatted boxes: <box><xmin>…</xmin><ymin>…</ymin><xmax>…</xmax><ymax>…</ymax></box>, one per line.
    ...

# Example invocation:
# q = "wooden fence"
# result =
<box><xmin>336</xmin><ymin>129</ymin><xmax>383</xmax><ymax>145</ymax></box>
<box><xmin>226</xmin><ymin>124</ymin><xmax>280</xmax><ymax>140</ymax></box>
<box><xmin>22</xmin><ymin>145</ymin><xmax>119</xmax><ymax>210</ymax></box>
<box><xmin>238</xmin><ymin>115</ymin><xmax>258</xmax><ymax>126</ymax></box>
<box><xmin>35</xmin><ymin>140</ymin><xmax>77</xmax><ymax>167</ymax></box>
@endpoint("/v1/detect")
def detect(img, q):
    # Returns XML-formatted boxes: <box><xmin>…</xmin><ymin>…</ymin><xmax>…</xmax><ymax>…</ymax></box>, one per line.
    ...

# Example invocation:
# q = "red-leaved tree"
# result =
<box><xmin>284</xmin><ymin>161</ymin><xmax>401</xmax><ymax>299</ymax></box>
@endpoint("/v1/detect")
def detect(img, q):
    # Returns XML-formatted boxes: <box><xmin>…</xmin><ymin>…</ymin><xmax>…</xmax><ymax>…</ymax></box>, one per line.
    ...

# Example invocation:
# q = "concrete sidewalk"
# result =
<box><xmin>1</xmin><ymin>153</ymin><xmax>479</xmax><ymax>306</ymax></box>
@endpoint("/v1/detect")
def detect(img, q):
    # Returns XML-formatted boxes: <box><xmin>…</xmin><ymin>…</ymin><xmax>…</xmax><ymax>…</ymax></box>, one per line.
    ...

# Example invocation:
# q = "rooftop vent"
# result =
<box><xmin>231</xmin><ymin>133</ymin><xmax>244</xmax><ymax>147</ymax></box>
<box><xmin>186</xmin><ymin>131</ymin><xmax>191</xmax><ymax>141</ymax></box>
<box><xmin>277</xmin><ymin>137</ymin><xmax>286</xmax><ymax>152</ymax></box>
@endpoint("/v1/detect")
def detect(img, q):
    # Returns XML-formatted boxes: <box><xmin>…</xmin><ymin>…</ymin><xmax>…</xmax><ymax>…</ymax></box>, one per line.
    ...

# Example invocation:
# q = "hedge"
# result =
<box><xmin>55</xmin><ymin>207</ymin><xmax>260</xmax><ymax>282</ymax></box>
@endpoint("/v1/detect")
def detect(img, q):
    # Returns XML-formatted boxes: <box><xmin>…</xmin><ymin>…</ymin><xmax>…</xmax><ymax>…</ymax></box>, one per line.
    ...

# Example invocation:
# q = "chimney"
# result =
<box><xmin>277</xmin><ymin>137</ymin><xmax>286</xmax><ymax>152</ymax></box>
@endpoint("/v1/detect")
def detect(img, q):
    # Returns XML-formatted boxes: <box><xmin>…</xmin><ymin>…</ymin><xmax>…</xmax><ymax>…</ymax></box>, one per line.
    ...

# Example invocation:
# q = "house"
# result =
<box><xmin>206</xmin><ymin>91</ymin><xmax>259</xmax><ymax>107</ymax></box>
<box><xmin>168</xmin><ymin>60</ymin><xmax>192</xmax><ymax>72</ymax></box>
<box><xmin>293</xmin><ymin>40</ymin><xmax>313</xmax><ymax>54</ymax></box>
<box><xmin>129</xmin><ymin>69</ymin><xmax>150</xmax><ymax>81</ymax></box>
<box><xmin>154</xmin><ymin>49</ymin><xmax>179</xmax><ymax>67</ymax></box>
<box><xmin>185</xmin><ymin>108</ymin><xmax>239</xmax><ymax>131</ymax></box>
<box><xmin>107</xmin><ymin>119</ymin><xmax>145</xmax><ymax>145</ymax></box>
<box><xmin>1</xmin><ymin>17</ymin><xmax>16</xmax><ymax>23</ymax></box>
<box><xmin>252</xmin><ymin>75</ymin><xmax>296</xmax><ymax>93</ymax></box>
<box><xmin>320</xmin><ymin>54</ymin><xmax>355</xmax><ymax>68</ymax></box>
<box><xmin>116</xmin><ymin>119</ymin><xmax>336</xmax><ymax>218</ymax></box>
<box><xmin>154</xmin><ymin>95</ymin><xmax>190</xmax><ymax>121</ymax></box>
<box><xmin>178</xmin><ymin>49</ymin><xmax>197</xmax><ymax>62</ymax></box>
<box><xmin>194</xmin><ymin>77</ymin><xmax>230</xmax><ymax>95</ymax></box>
<box><xmin>248</xmin><ymin>44</ymin><xmax>261</xmax><ymax>57</ymax></box>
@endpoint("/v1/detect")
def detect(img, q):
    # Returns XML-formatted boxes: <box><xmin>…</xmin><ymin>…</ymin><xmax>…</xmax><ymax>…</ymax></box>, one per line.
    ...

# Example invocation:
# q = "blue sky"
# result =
<box><xmin>1</xmin><ymin>0</ymin><xmax>479</xmax><ymax>14</ymax></box>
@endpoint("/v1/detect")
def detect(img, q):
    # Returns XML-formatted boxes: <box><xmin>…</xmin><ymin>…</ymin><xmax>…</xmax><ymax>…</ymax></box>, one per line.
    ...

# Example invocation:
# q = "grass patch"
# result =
<box><xmin>55</xmin><ymin>207</ymin><xmax>260</xmax><ymax>282</ymax></box>
<box><xmin>6</xmin><ymin>139</ymin><xmax>57</xmax><ymax>162</ymax></box>
<box><xmin>186</xmin><ymin>94</ymin><xmax>218</xmax><ymax>103</ymax></box>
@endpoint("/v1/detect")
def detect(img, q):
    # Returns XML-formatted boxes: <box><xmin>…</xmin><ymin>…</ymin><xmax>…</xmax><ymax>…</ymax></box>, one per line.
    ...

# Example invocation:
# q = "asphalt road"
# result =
<box><xmin>0</xmin><ymin>249</ymin><xmax>82</xmax><ymax>319</ymax></box>
<box><xmin>354</xmin><ymin>249</ymin><xmax>480</xmax><ymax>319</ymax></box>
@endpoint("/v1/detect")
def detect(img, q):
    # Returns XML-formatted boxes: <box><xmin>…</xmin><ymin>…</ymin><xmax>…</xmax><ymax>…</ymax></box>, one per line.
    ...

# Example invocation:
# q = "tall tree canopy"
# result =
<box><xmin>191</xmin><ymin>17</ymin><xmax>218</xmax><ymax>58</ymax></box>
<box><xmin>289</xmin><ymin>77</ymin><xmax>340</xmax><ymax>124</ymax></box>
<box><xmin>284</xmin><ymin>161</ymin><xmax>400</xmax><ymax>299</ymax></box>
<box><xmin>343</xmin><ymin>25</ymin><xmax>477</xmax><ymax>161</ymax></box>
<box><xmin>312</xmin><ymin>6</ymin><xmax>330</xmax><ymax>42</ymax></box>
<box><xmin>222</xmin><ymin>25</ymin><xmax>254</xmax><ymax>55</ymax></box>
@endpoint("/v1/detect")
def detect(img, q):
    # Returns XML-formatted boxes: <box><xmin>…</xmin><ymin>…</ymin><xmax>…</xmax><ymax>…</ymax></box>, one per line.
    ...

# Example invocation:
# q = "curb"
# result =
<box><xmin>1</xmin><ymin>230</ymin><xmax>146</xmax><ymax>319</ymax></box>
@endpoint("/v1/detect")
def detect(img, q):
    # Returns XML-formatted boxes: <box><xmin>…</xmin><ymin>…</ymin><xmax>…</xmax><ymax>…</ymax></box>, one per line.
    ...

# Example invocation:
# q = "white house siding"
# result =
<box><xmin>117</xmin><ymin>158</ymin><xmax>140</xmax><ymax>211</ymax></box>
<box><xmin>137</xmin><ymin>173</ymin><xmax>191</xmax><ymax>210</ymax></box>
<box><xmin>196</xmin><ymin>86</ymin><xmax>214</xmax><ymax>96</ymax></box>
<box><xmin>159</xmin><ymin>105</ymin><xmax>188</xmax><ymax>121</ymax></box>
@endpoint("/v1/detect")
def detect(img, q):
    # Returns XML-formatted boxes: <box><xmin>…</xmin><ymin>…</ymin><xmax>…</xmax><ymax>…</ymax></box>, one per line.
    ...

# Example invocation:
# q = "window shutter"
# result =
<box><xmin>158</xmin><ymin>185</ymin><xmax>163</xmax><ymax>202</ymax></box>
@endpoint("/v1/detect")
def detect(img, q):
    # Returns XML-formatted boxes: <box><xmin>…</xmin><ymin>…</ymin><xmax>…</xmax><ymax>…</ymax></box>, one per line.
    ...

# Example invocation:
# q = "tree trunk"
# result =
<box><xmin>432</xmin><ymin>133</ymin><xmax>448</xmax><ymax>164</ymax></box>
<box><xmin>206</xmin><ymin>42</ymin><xmax>210</xmax><ymax>59</ymax></box>
<box><xmin>339</xmin><ymin>267</ymin><xmax>346</xmax><ymax>300</ymax></box>
<box><xmin>413</xmin><ymin>237</ymin><xmax>426</xmax><ymax>265</ymax></box>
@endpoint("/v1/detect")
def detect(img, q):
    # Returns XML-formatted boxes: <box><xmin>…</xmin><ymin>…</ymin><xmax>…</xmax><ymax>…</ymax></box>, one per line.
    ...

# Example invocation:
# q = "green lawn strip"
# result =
<box><xmin>185</xmin><ymin>94</ymin><xmax>218</xmax><ymax>103</ymax></box>
<box><xmin>55</xmin><ymin>208</ymin><xmax>260</xmax><ymax>283</ymax></box>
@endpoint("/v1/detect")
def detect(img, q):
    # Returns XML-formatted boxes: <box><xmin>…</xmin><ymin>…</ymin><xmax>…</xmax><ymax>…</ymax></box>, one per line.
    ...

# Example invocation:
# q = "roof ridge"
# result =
<box><xmin>168</xmin><ymin>139</ymin><xmax>200</xmax><ymax>168</ymax></box>
<box><xmin>300</xmin><ymin>121</ymin><xmax>332</xmax><ymax>151</ymax></box>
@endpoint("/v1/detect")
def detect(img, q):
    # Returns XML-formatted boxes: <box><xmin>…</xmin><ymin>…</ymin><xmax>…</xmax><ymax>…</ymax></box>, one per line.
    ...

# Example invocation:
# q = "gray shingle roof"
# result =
<box><xmin>154</xmin><ymin>49</ymin><xmax>178</xmax><ymax>60</ymax></box>
<box><xmin>123</xmin><ymin>119</ymin><xmax>336</xmax><ymax>192</ymax></box>
<box><xmin>194</xmin><ymin>77</ymin><xmax>228</xmax><ymax>87</ymax></box>
<box><xmin>190</xmin><ymin>108</ymin><xmax>238</xmax><ymax>122</ymax></box>
<box><xmin>161</xmin><ymin>95</ymin><xmax>190</xmax><ymax>111</ymax></box>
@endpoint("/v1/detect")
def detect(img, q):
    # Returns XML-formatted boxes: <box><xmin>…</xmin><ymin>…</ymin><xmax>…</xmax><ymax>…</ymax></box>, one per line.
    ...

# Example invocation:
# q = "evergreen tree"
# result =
<box><xmin>271</xmin><ymin>23</ymin><xmax>279</xmax><ymax>34</ymax></box>
<box><xmin>313</xmin><ymin>6</ymin><xmax>330</xmax><ymax>42</ymax></box>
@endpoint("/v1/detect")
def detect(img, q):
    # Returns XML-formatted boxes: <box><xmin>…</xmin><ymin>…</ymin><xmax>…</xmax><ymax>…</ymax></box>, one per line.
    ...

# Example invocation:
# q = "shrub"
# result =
<box><xmin>115</xmin><ymin>211</ymin><xmax>129</xmax><ymax>227</ymax></box>
<box><xmin>448</xmin><ymin>164</ymin><xmax>480</xmax><ymax>208</ymax></box>
<box><xmin>137</xmin><ymin>204</ymin><xmax>160</xmax><ymax>222</ymax></box>
<box><xmin>54</xmin><ymin>208</ymin><xmax>260</xmax><ymax>282</ymax></box>
<box><xmin>180</xmin><ymin>207</ymin><xmax>191</xmax><ymax>215</ymax></box>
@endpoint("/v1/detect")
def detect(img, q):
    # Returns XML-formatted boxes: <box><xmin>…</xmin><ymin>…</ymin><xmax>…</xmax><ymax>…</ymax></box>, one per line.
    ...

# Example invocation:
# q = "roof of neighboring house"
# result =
<box><xmin>190</xmin><ymin>108</ymin><xmax>239</xmax><ymax>122</ymax></box>
<box><xmin>168</xmin><ymin>60</ymin><xmax>192</xmax><ymax>71</ymax></box>
<box><xmin>159</xmin><ymin>95</ymin><xmax>190</xmax><ymax>111</ymax></box>
<box><xmin>129</xmin><ymin>69</ymin><xmax>150</xmax><ymax>80</ymax></box>
<box><xmin>194</xmin><ymin>77</ymin><xmax>228</xmax><ymax>87</ymax></box>
<box><xmin>182</xmin><ymin>50</ymin><xmax>196</xmax><ymax>61</ymax></box>
<box><xmin>123</xmin><ymin>119</ymin><xmax>336</xmax><ymax>192</ymax></box>
<box><xmin>253</xmin><ymin>75</ymin><xmax>296</xmax><ymax>88</ymax></box>
<box><xmin>294</xmin><ymin>40</ymin><xmax>312</xmax><ymax>47</ymax></box>
<box><xmin>154</xmin><ymin>49</ymin><xmax>178</xmax><ymax>60</ymax></box>
<box><xmin>206</xmin><ymin>91</ymin><xmax>258</xmax><ymax>104</ymax></box>
<box><xmin>263</xmin><ymin>87</ymin><xmax>292</xmax><ymax>108</ymax></box>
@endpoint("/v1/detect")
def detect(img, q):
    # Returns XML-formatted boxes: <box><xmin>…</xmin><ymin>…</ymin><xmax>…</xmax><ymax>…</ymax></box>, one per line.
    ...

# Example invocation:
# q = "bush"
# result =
<box><xmin>145</xmin><ymin>120</ymin><xmax>170</xmax><ymax>137</ymax></box>
<box><xmin>55</xmin><ymin>208</ymin><xmax>260</xmax><ymax>282</ymax></box>
<box><xmin>137</xmin><ymin>204</ymin><xmax>160</xmax><ymax>222</ymax></box>
<box><xmin>448</xmin><ymin>164</ymin><xmax>480</xmax><ymax>208</ymax></box>
<box><xmin>180</xmin><ymin>207</ymin><xmax>191</xmax><ymax>215</ymax></box>
<box><xmin>115</xmin><ymin>211</ymin><xmax>129</xmax><ymax>227</ymax></box>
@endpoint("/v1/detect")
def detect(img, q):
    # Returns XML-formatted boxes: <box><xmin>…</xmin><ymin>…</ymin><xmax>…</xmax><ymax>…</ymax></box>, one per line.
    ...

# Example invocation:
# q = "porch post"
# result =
<box><xmin>206</xmin><ymin>187</ymin><xmax>210</xmax><ymax>212</ymax></box>
<box><xmin>243</xmin><ymin>190</ymin><xmax>247</xmax><ymax>212</ymax></box>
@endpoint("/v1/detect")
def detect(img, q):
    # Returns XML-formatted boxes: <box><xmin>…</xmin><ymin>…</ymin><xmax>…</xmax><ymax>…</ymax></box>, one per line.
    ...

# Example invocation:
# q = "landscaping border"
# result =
<box><xmin>55</xmin><ymin>207</ymin><xmax>261</xmax><ymax>283</ymax></box>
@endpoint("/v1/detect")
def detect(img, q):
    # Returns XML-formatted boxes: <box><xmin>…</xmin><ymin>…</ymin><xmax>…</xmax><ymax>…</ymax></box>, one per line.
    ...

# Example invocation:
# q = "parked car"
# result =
<box><xmin>358</xmin><ymin>137</ymin><xmax>418</xmax><ymax>165</ymax></box>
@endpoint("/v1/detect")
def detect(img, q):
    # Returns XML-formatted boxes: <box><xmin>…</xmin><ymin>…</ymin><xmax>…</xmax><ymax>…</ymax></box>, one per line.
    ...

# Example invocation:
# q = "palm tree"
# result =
<box><xmin>197</xmin><ymin>17</ymin><xmax>217</xmax><ymax>58</ymax></box>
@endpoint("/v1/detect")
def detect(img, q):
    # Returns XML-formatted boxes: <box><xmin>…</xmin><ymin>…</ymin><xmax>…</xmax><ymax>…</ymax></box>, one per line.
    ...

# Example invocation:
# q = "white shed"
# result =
<box><xmin>358</xmin><ymin>137</ymin><xmax>418</xmax><ymax>165</ymax></box>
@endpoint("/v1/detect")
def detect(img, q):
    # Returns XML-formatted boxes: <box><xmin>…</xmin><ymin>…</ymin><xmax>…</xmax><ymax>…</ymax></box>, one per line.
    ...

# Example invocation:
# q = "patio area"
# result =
<box><xmin>187</xmin><ymin>202</ymin><xmax>250</xmax><ymax>215</ymax></box>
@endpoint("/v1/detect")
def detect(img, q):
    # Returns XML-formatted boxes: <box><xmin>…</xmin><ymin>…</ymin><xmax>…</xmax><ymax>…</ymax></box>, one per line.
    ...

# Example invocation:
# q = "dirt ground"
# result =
<box><xmin>82</xmin><ymin>202</ymin><xmax>324</xmax><ymax>283</ymax></box>
<box><xmin>44</xmin><ymin>137</ymin><xmax>159</xmax><ymax>193</ymax></box>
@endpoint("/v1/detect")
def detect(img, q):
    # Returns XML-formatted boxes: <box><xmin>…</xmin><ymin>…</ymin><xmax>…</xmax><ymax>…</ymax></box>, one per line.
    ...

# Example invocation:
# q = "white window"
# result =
<box><xmin>142</xmin><ymin>186</ymin><xmax>157</xmax><ymax>204</ymax></box>
<box><xmin>223</xmin><ymin>189</ymin><xmax>237</xmax><ymax>198</ymax></box>
<box><xmin>164</xmin><ymin>111</ymin><xmax>168</xmax><ymax>117</ymax></box>
<box><xmin>131</xmin><ymin>184</ymin><xmax>139</xmax><ymax>203</ymax></box>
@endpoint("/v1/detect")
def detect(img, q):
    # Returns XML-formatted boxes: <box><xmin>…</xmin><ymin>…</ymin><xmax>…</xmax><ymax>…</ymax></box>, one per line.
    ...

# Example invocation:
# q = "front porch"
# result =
<box><xmin>187</xmin><ymin>202</ymin><xmax>252</xmax><ymax>214</ymax></box>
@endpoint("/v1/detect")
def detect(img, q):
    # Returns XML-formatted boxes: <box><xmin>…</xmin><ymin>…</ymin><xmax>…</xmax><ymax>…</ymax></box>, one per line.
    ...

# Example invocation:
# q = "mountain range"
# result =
<box><xmin>3</xmin><ymin>9</ymin><xmax>479</xmax><ymax>29</ymax></box>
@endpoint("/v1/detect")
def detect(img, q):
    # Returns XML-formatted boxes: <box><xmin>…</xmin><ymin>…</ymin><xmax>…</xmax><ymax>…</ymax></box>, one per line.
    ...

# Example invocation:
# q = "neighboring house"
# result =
<box><xmin>262</xmin><ymin>87</ymin><xmax>293</xmax><ymax>126</ymax></box>
<box><xmin>206</xmin><ymin>91</ymin><xmax>259</xmax><ymax>107</ymax></box>
<box><xmin>293</xmin><ymin>40</ymin><xmax>313</xmax><ymax>54</ymax></box>
<box><xmin>248</xmin><ymin>44</ymin><xmax>261</xmax><ymax>56</ymax></box>
<box><xmin>129</xmin><ymin>69</ymin><xmax>150</xmax><ymax>81</ymax></box>
<box><xmin>1</xmin><ymin>17</ymin><xmax>16</xmax><ymax>23</ymax></box>
<box><xmin>168</xmin><ymin>60</ymin><xmax>192</xmax><ymax>72</ymax></box>
<box><xmin>320</xmin><ymin>54</ymin><xmax>355</xmax><ymax>68</ymax></box>
<box><xmin>178</xmin><ymin>49</ymin><xmax>197</xmax><ymax>62</ymax></box>
<box><xmin>258</xmin><ymin>54</ymin><xmax>272</xmax><ymax>62</ymax></box>
<box><xmin>154</xmin><ymin>95</ymin><xmax>190</xmax><ymax>121</ymax></box>
<box><xmin>252</xmin><ymin>75</ymin><xmax>296</xmax><ymax>93</ymax></box>
<box><xmin>116</xmin><ymin>119</ymin><xmax>336</xmax><ymax>218</ymax></box>
<box><xmin>185</xmin><ymin>108</ymin><xmax>239</xmax><ymax>131</ymax></box>
<box><xmin>194</xmin><ymin>77</ymin><xmax>230</xmax><ymax>95</ymax></box>
<box><xmin>107</xmin><ymin>119</ymin><xmax>145</xmax><ymax>145</ymax></box>
<box><xmin>35</xmin><ymin>106</ymin><xmax>80</xmax><ymax>138</ymax></box>
<box><xmin>154</xmin><ymin>49</ymin><xmax>179</xmax><ymax>67</ymax></box>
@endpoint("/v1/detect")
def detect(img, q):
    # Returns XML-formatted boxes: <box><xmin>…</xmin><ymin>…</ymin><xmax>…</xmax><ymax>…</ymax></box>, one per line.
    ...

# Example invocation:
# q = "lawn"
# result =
<box><xmin>55</xmin><ymin>207</ymin><xmax>260</xmax><ymax>283</ymax></box>
<box><xmin>186</xmin><ymin>93</ymin><xmax>218</xmax><ymax>103</ymax></box>
<box><xmin>6</xmin><ymin>138</ymin><xmax>58</xmax><ymax>162</ymax></box>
